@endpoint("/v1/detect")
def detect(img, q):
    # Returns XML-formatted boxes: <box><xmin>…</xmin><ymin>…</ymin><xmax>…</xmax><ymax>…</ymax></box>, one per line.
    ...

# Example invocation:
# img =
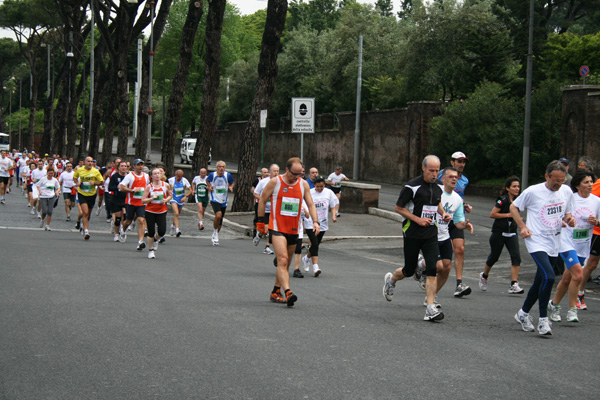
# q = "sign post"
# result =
<box><xmin>260</xmin><ymin>109</ymin><xmax>267</xmax><ymax>167</ymax></box>
<box><xmin>580</xmin><ymin>65</ymin><xmax>590</xmax><ymax>85</ymax></box>
<box><xmin>291</xmin><ymin>97</ymin><xmax>315</xmax><ymax>163</ymax></box>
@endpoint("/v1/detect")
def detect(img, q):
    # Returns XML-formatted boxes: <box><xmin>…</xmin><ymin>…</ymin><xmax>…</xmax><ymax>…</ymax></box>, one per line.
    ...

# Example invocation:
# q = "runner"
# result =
<box><xmin>257</xmin><ymin>157</ymin><xmax>319</xmax><ymax>307</ymax></box>
<box><xmin>168</xmin><ymin>169</ymin><xmax>191</xmax><ymax>237</ymax></box>
<box><xmin>577</xmin><ymin>175</ymin><xmax>600</xmax><ymax>309</ymax></box>
<box><xmin>35</xmin><ymin>167</ymin><xmax>61</xmax><ymax>230</ymax></box>
<box><xmin>478</xmin><ymin>175</ymin><xmax>524</xmax><ymax>294</ymax></box>
<box><xmin>252</xmin><ymin>168</ymin><xmax>269</xmax><ymax>238</ymax></box>
<box><xmin>0</xmin><ymin>150</ymin><xmax>15</xmax><ymax>204</ymax></box>
<box><xmin>191</xmin><ymin>168</ymin><xmax>209</xmax><ymax>230</ymax></box>
<box><xmin>206</xmin><ymin>161</ymin><xmax>234</xmax><ymax>246</ymax></box>
<box><xmin>253</xmin><ymin>164</ymin><xmax>279</xmax><ymax>254</ymax></box>
<box><xmin>301</xmin><ymin>176</ymin><xmax>339</xmax><ymax>277</ymax></box>
<box><xmin>118</xmin><ymin>159</ymin><xmax>149</xmax><ymax>250</ymax></box>
<box><xmin>511</xmin><ymin>160</ymin><xmax>575</xmax><ymax>335</ymax></box>
<box><xmin>142</xmin><ymin>167</ymin><xmax>172</xmax><ymax>259</ymax></box>
<box><xmin>58</xmin><ymin>162</ymin><xmax>76</xmax><ymax>221</ymax></box>
<box><xmin>30</xmin><ymin>161</ymin><xmax>47</xmax><ymax>218</ymax></box>
<box><xmin>72</xmin><ymin>156</ymin><xmax>104</xmax><ymax>240</ymax></box>
<box><xmin>326</xmin><ymin>166</ymin><xmax>348</xmax><ymax>217</ymax></box>
<box><xmin>548</xmin><ymin>170</ymin><xmax>600</xmax><ymax>323</ymax></box>
<box><xmin>382</xmin><ymin>155</ymin><xmax>451</xmax><ymax>321</ymax></box>
<box><xmin>108</xmin><ymin>160</ymin><xmax>128</xmax><ymax>242</ymax></box>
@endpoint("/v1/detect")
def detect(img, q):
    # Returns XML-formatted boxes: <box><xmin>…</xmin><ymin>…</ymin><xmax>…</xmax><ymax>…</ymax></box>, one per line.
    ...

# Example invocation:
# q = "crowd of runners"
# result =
<box><xmin>2</xmin><ymin>148</ymin><xmax>600</xmax><ymax>334</ymax></box>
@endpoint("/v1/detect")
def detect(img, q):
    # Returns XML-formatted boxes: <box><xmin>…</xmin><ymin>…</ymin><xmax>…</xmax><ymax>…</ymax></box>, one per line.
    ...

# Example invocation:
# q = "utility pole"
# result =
<box><xmin>521</xmin><ymin>0</ymin><xmax>534</xmax><ymax>190</ymax></box>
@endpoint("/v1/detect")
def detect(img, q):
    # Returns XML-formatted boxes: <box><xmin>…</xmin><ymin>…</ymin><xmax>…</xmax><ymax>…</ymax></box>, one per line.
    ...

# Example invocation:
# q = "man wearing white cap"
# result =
<box><xmin>439</xmin><ymin>151</ymin><xmax>472</xmax><ymax>297</ymax></box>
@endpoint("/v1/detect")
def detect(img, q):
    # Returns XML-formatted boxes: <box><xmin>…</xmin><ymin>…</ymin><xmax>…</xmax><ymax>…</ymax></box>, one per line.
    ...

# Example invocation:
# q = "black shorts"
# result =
<box><xmin>0</xmin><ymin>176</ymin><xmax>9</xmax><ymax>185</ymax></box>
<box><xmin>438</xmin><ymin>238</ymin><xmax>454</xmax><ymax>260</ymax></box>
<box><xmin>27</xmin><ymin>183</ymin><xmax>33</xmax><ymax>193</ymax></box>
<box><xmin>270</xmin><ymin>230</ymin><xmax>298</xmax><ymax>246</ymax></box>
<box><xmin>111</xmin><ymin>197</ymin><xmax>126</xmax><ymax>212</ymax></box>
<box><xmin>330</xmin><ymin>186</ymin><xmax>341</xmax><ymax>194</ymax></box>
<box><xmin>590</xmin><ymin>234</ymin><xmax>600</xmax><ymax>257</ymax></box>
<box><xmin>449</xmin><ymin>222</ymin><xmax>465</xmax><ymax>240</ymax></box>
<box><xmin>210</xmin><ymin>201</ymin><xmax>227</xmax><ymax>216</ymax></box>
<box><xmin>77</xmin><ymin>192</ymin><xmax>97</xmax><ymax>208</ymax></box>
<box><xmin>63</xmin><ymin>192</ymin><xmax>76</xmax><ymax>203</ymax></box>
<box><xmin>126</xmin><ymin>204</ymin><xmax>146</xmax><ymax>221</ymax></box>
<box><xmin>403</xmin><ymin>235</ymin><xmax>440</xmax><ymax>277</ymax></box>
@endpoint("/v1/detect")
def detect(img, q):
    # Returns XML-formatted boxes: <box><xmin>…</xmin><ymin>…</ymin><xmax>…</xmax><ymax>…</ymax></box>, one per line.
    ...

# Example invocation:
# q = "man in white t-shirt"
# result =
<box><xmin>30</xmin><ymin>162</ymin><xmax>47</xmax><ymax>217</ymax></box>
<box><xmin>511</xmin><ymin>160</ymin><xmax>575</xmax><ymax>336</ymax></box>
<box><xmin>0</xmin><ymin>150</ymin><xmax>15</xmax><ymax>204</ymax></box>
<box><xmin>326</xmin><ymin>166</ymin><xmax>348</xmax><ymax>217</ymax></box>
<box><xmin>58</xmin><ymin>162</ymin><xmax>76</xmax><ymax>221</ymax></box>
<box><xmin>253</xmin><ymin>164</ymin><xmax>279</xmax><ymax>254</ymax></box>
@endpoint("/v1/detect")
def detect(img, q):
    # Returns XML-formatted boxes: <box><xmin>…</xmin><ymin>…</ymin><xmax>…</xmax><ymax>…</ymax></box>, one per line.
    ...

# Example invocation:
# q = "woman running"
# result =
<box><xmin>35</xmin><ymin>167</ymin><xmax>61</xmax><ymax>231</ymax></box>
<box><xmin>478</xmin><ymin>175</ymin><xmax>524</xmax><ymax>293</ymax></box>
<box><xmin>141</xmin><ymin>167</ymin><xmax>172</xmax><ymax>259</ymax></box>
<box><xmin>301</xmin><ymin>176</ymin><xmax>339</xmax><ymax>277</ymax></box>
<box><xmin>548</xmin><ymin>170</ymin><xmax>600</xmax><ymax>322</ymax></box>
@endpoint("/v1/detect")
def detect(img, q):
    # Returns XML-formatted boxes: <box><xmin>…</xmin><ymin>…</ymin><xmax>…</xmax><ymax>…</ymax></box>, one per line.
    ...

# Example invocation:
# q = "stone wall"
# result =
<box><xmin>211</xmin><ymin>101</ymin><xmax>442</xmax><ymax>185</ymax></box>
<box><xmin>561</xmin><ymin>86</ymin><xmax>600</xmax><ymax>171</ymax></box>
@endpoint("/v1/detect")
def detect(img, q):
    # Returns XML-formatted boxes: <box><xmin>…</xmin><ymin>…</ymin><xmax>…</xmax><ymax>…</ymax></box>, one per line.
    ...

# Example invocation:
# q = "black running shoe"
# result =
<box><xmin>293</xmin><ymin>269</ymin><xmax>304</xmax><ymax>278</ymax></box>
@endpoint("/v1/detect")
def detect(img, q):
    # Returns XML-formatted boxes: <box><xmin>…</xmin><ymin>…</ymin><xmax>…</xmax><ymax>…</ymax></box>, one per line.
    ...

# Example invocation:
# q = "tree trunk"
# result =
<box><xmin>86</xmin><ymin>40</ymin><xmax>109</xmax><ymax>161</ymax></box>
<box><xmin>101</xmin><ymin>72</ymin><xmax>117</xmax><ymax>166</ymax></box>
<box><xmin>193</xmin><ymin>0</ymin><xmax>226</xmax><ymax>173</ymax></box>
<box><xmin>65</xmin><ymin>61</ymin><xmax>80</xmax><ymax>158</ymax></box>
<box><xmin>232</xmin><ymin>0</ymin><xmax>288</xmax><ymax>212</ymax></box>
<box><xmin>163</xmin><ymin>0</ymin><xmax>204</xmax><ymax>177</ymax></box>
<box><xmin>116</xmin><ymin>51</ymin><xmax>131</xmax><ymax>158</ymax></box>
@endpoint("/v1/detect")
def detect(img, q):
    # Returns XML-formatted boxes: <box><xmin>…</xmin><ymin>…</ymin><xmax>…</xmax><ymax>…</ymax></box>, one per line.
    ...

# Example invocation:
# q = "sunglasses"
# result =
<box><xmin>289</xmin><ymin>170</ymin><xmax>304</xmax><ymax>176</ymax></box>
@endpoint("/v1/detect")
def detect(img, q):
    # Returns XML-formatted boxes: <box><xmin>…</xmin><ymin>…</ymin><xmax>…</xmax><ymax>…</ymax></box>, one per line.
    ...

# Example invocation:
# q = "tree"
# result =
<box><xmin>232</xmin><ymin>0</ymin><xmax>288</xmax><ymax>212</ymax></box>
<box><xmin>161</xmin><ymin>0</ymin><xmax>204</xmax><ymax>176</ymax></box>
<box><xmin>193</xmin><ymin>0</ymin><xmax>227</xmax><ymax>172</ymax></box>
<box><xmin>375</xmin><ymin>0</ymin><xmax>393</xmax><ymax>17</ymax></box>
<box><xmin>0</xmin><ymin>38</ymin><xmax>21</xmax><ymax>132</ymax></box>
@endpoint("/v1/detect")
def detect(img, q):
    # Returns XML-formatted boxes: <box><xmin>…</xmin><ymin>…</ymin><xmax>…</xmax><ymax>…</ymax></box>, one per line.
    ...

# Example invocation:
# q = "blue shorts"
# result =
<box><xmin>559</xmin><ymin>250</ymin><xmax>585</xmax><ymax>270</ymax></box>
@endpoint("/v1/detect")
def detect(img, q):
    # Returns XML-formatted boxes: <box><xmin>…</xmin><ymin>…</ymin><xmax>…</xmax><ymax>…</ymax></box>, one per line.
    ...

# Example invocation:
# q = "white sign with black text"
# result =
<box><xmin>291</xmin><ymin>97</ymin><xmax>315</xmax><ymax>133</ymax></box>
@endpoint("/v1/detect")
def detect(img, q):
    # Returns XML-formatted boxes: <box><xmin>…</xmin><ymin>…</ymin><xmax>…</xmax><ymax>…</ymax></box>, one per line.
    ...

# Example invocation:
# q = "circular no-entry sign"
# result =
<box><xmin>580</xmin><ymin>65</ymin><xmax>590</xmax><ymax>77</ymax></box>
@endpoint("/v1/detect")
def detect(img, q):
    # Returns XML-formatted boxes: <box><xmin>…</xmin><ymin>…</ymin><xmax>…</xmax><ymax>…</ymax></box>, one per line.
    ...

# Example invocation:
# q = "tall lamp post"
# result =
<box><xmin>146</xmin><ymin>1</ymin><xmax>156</xmax><ymax>162</ymax></box>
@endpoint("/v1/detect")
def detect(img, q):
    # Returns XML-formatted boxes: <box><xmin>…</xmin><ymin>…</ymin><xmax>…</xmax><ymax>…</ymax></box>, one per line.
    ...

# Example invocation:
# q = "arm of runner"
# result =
<box><xmin>396</xmin><ymin>205</ymin><xmax>431</xmax><ymax>227</ymax></box>
<box><xmin>437</xmin><ymin>202</ymin><xmax>451</xmax><ymax>222</ymax></box>
<box><xmin>258</xmin><ymin>178</ymin><xmax>276</xmax><ymax>219</ymax></box>
<box><xmin>163</xmin><ymin>184</ymin><xmax>173</xmax><ymax>204</ymax></box>
<box><xmin>303</xmin><ymin>180</ymin><xmax>320</xmax><ymax>235</ymax></box>
<box><xmin>490</xmin><ymin>205</ymin><xmax>510</xmax><ymax>219</ymax></box>
<box><xmin>141</xmin><ymin>184</ymin><xmax>153</xmax><ymax>204</ymax></box>
<box><xmin>510</xmin><ymin>203</ymin><xmax>530</xmax><ymax>239</ymax></box>
<box><xmin>563</xmin><ymin>213</ymin><xmax>576</xmax><ymax>228</ymax></box>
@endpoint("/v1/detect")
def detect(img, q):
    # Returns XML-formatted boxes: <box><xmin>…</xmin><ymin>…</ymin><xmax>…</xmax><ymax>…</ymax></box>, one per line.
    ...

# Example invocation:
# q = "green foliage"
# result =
<box><xmin>288</xmin><ymin>0</ymin><xmax>340</xmax><ymax>33</ymax></box>
<box><xmin>218</xmin><ymin>54</ymin><xmax>259</xmax><ymax>124</ymax></box>
<box><xmin>538</xmin><ymin>32</ymin><xmax>600</xmax><ymax>83</ymax></box>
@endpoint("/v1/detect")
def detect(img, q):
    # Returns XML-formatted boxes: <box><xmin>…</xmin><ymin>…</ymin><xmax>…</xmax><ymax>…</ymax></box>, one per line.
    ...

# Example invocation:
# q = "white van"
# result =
<box><xmin>180</xmin><ymin>138</ymin><xmax>211</xmax><ymax>164</ymax></box>
<box><xmin>0</xmin><ymin>133</ymin><xmax>10</xmax><ymax>152</ymax></box>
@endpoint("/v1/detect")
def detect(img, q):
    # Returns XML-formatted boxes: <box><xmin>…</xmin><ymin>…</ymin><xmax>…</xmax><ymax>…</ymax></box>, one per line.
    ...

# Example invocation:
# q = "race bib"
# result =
<box><xmin>281</xmin><ymin>197</ymin><xmax>300</xmax><ymax>217</ymax></box>
<box><xmin>151</xmin><ymin>190</ymin><xmax>164</xmax><ymax>204</ymax></box>
<box><xmin>175</xmin><ymin>188</ymin><xmax>184</xmax><ymax>196</ymax></box>
<box><xmin>216</xmin><ymin>187</ymin><xmax>226</xmax><ymax>194</ymax></box>
<box><xmin>133</xmin><ymin>187</ymin><xmax>144</xmax><ymax>199</ymax></box>
<box><xmin>197</xmin><ymin>187</ymin><xmax>206</xmax><ymax>196</ymax></box>
<box><xmin>421</xmin><ymin>205</ymin><xmax>437</xmax><ymax>225</ymax></box>
<box><xmin>573</xmin><ymin>229</ymin><xmax>590</xmax><ymax>240</ymax></box>
<box><xmin>46</xmin><ymin>184</ymin><xmax>55</xmax><ymax>190</ymax></box>
<box><xmin>81</xmin><ymin>182</ymin><xmax>92</xmax><ymax>192</ymax></box>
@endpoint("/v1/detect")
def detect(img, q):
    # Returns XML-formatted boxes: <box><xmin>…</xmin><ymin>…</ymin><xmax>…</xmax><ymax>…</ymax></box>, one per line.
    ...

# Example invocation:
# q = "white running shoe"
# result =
<box><xmin>198</xmin><ymin>221</ymin><xmax>204</xmax><ymax>231</ymax></box>
<box><xmin>514</xmin><ymin>309</ymin><xmax>535</xmax><ymax>332</ymax></box>
<box><xmin>84</xmin><ymin>230</ymin><xmax>90</xmax><ymax>240</ymax></box>
<box><xmin>253</xmin><ymin>232</ymin><xmax>262</xmax><ymax>246</ymax></box>
<box><xmin>44</xmin><ymin>225</ymin><xmax>50</xmax><ymax>231</ymax></box>
<box><xmin>423</xmin><ymin>296</ymin><xmax>441</xmax><ymax>308</ymax></box>
<box><xmin>212</xmin><ymin>231</ymin><xmax>219</xmax><ymax>246</ymax></box>
<box><xmin>302</xmin><ymin>255</ymin><xmax>311</xmax><ymax>273</ymax></box>
<box><xmin>548</xmin><ymin>301</ymin><xmax>561</xmax><ymax>322</ymax></box>
<box><xmin>148</xmin><ymin>250</ymin><xmax>156</xmax><ymax>259</ymax></box>
<box><xmin>537</xmin><ymin>317</ymin><xmax>552</xmax><ymax>335</ymax></box>
<box><xmin>566</xmin><ymin>307</ymin><xmax>579</xmax><ymax>322</ymax></box>
<box><xmin>30</xmin><ymin>208</ymin><xmax>35</xmax><ymax>214</ymax></box>
<box><xmin>313</xmin><ymin>265</ymin><xmax>322</xmax><ymax>277</ymax></box>
<box><xmin>176</xmin><ymin>229</ymin><xmax>182</xmax><ymax>238</ymax></box>
<box><xmin>509</xmin><ymin>282</ymin><xmax>524</xmax><ymax>294</ymax></box>
<box><xmin>419</xmin><ymin>274</ymin><xmax>426</xmax><ymax>291</ymax></box>
<box><xmin>479</xmin><ymin>272</ymin><xmax>488</xmax><ymax>291</ymax></box>
<box><xmin>453</xmin><ymin>282</ymin><xmax>472</xmax><ymax>297</ymax></box>
<box><xmin>424</xmin><ymin>304</ymin><xmax>444</xmax><ymax>321</ymax></box>
<box><xmin>414</xmin><ymin>254</ymin><xmax>425</xmax><ymax>281</ymax></box>
<box><xmin>263</xmin><ymin>246</ymin><xmax>274</xmax><ymax>255</ymax></box>
<box><xmin>113</xmin><ymin>234</ymin><xmax>120</xmax><ymax>242</ymax></box>
<box><xmin>153</xmin><ymin>240</ymin><xmax>159</xmax><ymax>251</ymax></box>
<box><xmin>137</xmin><ymin>240</ymin><xmax>146</xmax><ymax>251</ymax></box>
<box><xmin>383</xmin><ymin>272</ymin><xmax>394</xmax><ymax>302</ymax></box>
<box><xmin>170</xmin><ymin>225</ymin><xmax>176</xmax><ymax>236</ymax></box>
<box><xmin>119</xmin><ymin>230</ymin><xmax>127</xmax><ymax>243</ymax></box>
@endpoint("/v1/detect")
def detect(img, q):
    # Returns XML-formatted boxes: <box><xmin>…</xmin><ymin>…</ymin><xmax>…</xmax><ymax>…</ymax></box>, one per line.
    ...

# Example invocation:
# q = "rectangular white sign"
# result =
<box><xmin>291</xmin><ymin>97</ymin><xmax>315</xmax><ymax>133</ymax></box>
<box><xmin>260</xmin><ymin>109</ymin><xmax>267</xmax><ymax>128</ymax></box>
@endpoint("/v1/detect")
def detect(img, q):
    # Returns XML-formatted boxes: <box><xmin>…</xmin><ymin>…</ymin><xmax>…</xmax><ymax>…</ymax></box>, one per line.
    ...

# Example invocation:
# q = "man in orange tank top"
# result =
<box><xmin>258</xmin><ymin>157</ymin><xmax>319</xmax><ymax>307</ymax></box>
<box><xmin>578</xmin><ymin>177</ymin><xmax>600</xmax><ymax>309</ymax></box>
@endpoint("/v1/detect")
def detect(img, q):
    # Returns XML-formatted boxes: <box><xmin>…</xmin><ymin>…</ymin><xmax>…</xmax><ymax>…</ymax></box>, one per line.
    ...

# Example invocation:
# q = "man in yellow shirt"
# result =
<box><xmin>73</xmin><ymin>156</ymin><xmax>104</xmax><ymax>240</ymax></box>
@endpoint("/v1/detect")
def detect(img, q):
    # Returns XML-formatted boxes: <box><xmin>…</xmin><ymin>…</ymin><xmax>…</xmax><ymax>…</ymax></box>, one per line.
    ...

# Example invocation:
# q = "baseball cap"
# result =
<box><xmin>451</xmin><ymin>151</ymin><xmax>468</xmax><ymax>160</ymax></box>
<box><xmin>133</xmin><ymin>158</ymin><xmax>145</xmax><ymax>165</ymax></box>
<box><xmin>558</xmin><ymin>157</ymin><xmax>569</xmax><ymax>165</ymax></box>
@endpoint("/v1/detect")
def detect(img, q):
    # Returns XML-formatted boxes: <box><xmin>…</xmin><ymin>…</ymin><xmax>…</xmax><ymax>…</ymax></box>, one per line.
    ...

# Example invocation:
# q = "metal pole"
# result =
<box><xmin>133</xmin><ymin>38</ymin><xmax>142</xmax><ymax>141</ymax></box>
<box><xmin>261</xmin><ymin>128</ymin><xmax>265</xmax><ymax>167</ymax></box>
<box><xmin>146</xmin><ymin>1</ymin><xmax>155</xmax><ymax>162</ymax></box>
<box><xmin>46</xmin><ymin>44</ymin><xmax>50</xmax><ymax>99</ymax></box>
<box><xmin>88</xmin><ymin>0</ymin><xmax>95</xmax><ymax>154</ymax></box>
<box><xmin>9</xmin><ymin>89</ymin><xmax>12</xmax><ymax>146</ymax></box>
<box><xmin>353</xmin><ymin>35</ymin><xmax>363</xmax><ymax>180</ymax></box>
<box><xmin>19</xmin><ymin>80</ymin><xmax>22</xmax><ymax>151</ymax></box>
<box><xmin>521</xmin><ymin>0</ymin><xmax>534</xmax><ymax>190</ymax></box>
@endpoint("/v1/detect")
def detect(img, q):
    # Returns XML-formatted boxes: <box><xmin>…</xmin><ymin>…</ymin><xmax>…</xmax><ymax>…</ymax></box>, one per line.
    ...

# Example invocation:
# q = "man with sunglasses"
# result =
<box><xmin>206</xmin><ymin>160</ymin><xmax>235</xmax><ymax>246</ymax></box>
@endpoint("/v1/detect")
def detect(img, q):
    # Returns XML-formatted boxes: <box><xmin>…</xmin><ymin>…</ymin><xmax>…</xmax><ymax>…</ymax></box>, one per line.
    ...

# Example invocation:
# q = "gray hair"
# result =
<box><xmin>422</xmin><ymin>155</ymin><xmax>441</xmax><ymax>168</ymax></box>
<box><xmin>546</xmin><ymin>160</ymin><xmax>566</xmax><ymax>176</ymax></box>
<box><xmin>578</xmin><ymin>156</ymin><xmax>595</xmax><ymax>172</ymax></box>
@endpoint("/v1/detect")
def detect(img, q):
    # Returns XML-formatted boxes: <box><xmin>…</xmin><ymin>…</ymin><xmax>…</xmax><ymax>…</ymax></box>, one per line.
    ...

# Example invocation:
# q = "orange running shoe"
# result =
<box><xmin>285</xmin><ymin>290</ymin><xmax>298</xmax><ymax>307</ymax></box>
<box><xmin>578</xmin><ymin>296</ymin><xmax>588</xmax><ymax>310</ymax></box>
<box><xmin>270</xmin><ymin>289</ymin><xmax>286</xmax><ymax>304</ymax></box>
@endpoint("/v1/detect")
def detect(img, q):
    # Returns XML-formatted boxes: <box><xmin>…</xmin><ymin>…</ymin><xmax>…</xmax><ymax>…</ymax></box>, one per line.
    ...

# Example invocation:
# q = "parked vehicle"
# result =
<box><xmin>0</xmin><ymin>133</ymin><xmax>10</xmax><ymax>152</ymax></box>
<box><xmin>180</xmin><ymin>138</ymin><xmax>211</xmax><ymax>165</ymax></box>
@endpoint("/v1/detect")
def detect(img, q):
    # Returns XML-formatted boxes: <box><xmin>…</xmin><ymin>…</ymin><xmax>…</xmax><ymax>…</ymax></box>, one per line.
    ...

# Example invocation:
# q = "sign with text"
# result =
<box><xmin>291</xmin><ymin>97</ymin><xmax>315</xmax><ymax>133</ymax></box>
<box><xmin>260</xmin><ymin>109</ymin><xmax>267</xmax><ymax>128</ymax></box>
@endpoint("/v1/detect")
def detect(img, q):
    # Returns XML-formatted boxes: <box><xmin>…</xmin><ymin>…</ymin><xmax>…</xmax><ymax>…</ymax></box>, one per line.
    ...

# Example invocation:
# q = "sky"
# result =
<box><xmin>229</xmin><ymin>0</ymin><xmax>400</xmax><ymax>16</ymax></box>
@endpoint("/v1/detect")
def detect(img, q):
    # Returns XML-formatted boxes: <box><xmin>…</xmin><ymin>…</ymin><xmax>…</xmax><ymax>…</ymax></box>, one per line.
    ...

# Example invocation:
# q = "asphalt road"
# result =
<box><xmin>1</xmin><ymin>188</ymin><xmax>599</xmax><ymax>399</ymax></box>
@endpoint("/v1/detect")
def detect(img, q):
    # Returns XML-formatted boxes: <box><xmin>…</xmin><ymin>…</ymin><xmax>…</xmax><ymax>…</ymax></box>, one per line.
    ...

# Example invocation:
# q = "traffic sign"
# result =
<box><xmin>580</xmin><ymin>65</ymin><xmax>590</xmax><ymax>77</ymax></box>
<box><xmin>291</xmin><ymin>97</ymin><xmax>315</xmax><ymax>133</ymax></box>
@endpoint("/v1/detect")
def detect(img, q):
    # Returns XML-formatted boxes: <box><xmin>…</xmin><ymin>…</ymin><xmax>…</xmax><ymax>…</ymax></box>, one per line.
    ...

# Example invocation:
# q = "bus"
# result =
<box><xmin>0</xmin><ymin>133</ymin><xmax>10</xmax><ymax>152</ymax></box>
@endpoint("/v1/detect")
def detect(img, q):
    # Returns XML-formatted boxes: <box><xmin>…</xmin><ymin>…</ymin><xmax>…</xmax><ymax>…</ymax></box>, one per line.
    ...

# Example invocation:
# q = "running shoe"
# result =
<box><xmin>40</xmin><ymin>219</ymin><xmax>44</xmax><ymax>228</ymax></box>
<box><xmin>383</xmin><ymin>272</ymin><xmax>394</xmax><ymax>302</ymax></box>
<box><xmin>148</xmin><ymin>250</ymin><xmax>156</xmax><ymax>259</ymax></box>
<box><xmin>45</xmin><ymin>225</ymin><xmax>50</xmax><ymax>231</ymax></box>
<box><xmin>170</xmin><ymin>225</ymin><xmax>176</xmax><ymax>236</ymax></box>
<box><xmin>119</xmin><ymin>229</ymin><xmax>127</xmax><ymax>243</ymax></box>
<box><xmin>270</xmin><ymin>289</ymin><xmax>286</xmax><ymax>304</ymax></box>
<box><xmin>212</xmin><ymin>232</ymin><xmax>219</xmax><ymax>246</ymax></box>
<box><xmin>198</xmin><ymin>221</ymin><xmax>204</xmax><ymax>231</ymax></box>
<box><xmin>424</xmin><ymin>304</ymin><xmax>444</xmax><ymax>321</ymax></box>
<box><xmin>285</xmin><ymin>290</ymin><xmax>297</xmax><ymax>307</ymax></box>
<box><xmin>113</xmin><ymin>234</ymin><xmax>120</xmax><ymax>242</ymax></box>
<box><xmin>479</xmin><ymin>272</ymin><xmax>488</xmax><ymax>291</ymax></box>
<box><xmin>0</xmin><ymin>199</ymin><xmax>4</xmax><ymax>204</ymax></box>
<box><xmin>578</xmin><ymin>296</ymin><xmax>587</xmax><ymax>310</ymax></box>
<box><xmin>302</xmin><ymin>255</ymin><xmax>311</xmax><ymax>272</ymax></box>
<box><xmin>548</xmin><ymin>301</ymin><xmax>561</xmax><ymax>322</ymax></box>
<box><xmin>75</xmin><ymin>221</ymin><xmax>81</xmax><ymax>230</ymax></box>
<box><xmin>37</xmin><ymin>212</ymin><xmax>41</xmax><ymax>219</ymax></box>
<box><xmin>153</xmin><ymin>240</ymin><xmax>159</xmax><ymax>251</ymax></box>
<box><xmin>414</xmin><ymin>254</ymin><xmax>425</xmax><ymax>281</ymax></box>
<box><xmin>137</xmin><ymin>240</ymin><xmax>146</xmax><ymax>251</ymax></box>
<box><xmin>335</xmin><ymin>212</ymin><xmax>340</xmax><ymax>218</ymax></box>
<box><xmin>84</xmin><ymin>230</ymin><xmax>90</xmax><ymax>240</ymax></box>
<box><xmin>176</xmin><ymin>229</ymin><xmax>181</xmax><ymax>238</ymax></box>
<box><xmin>293</xmin><ymin>269</ymin><xmax>304</xmax><ymax>278</ymax></box>
<box><xmin>593</xmin><ymin>275</ymin><xmax>600</xmax><ymax>285</ymax></box>
<box><xmin>95</xmin><ymin>205</ymin><xmax>101</xmax><ymax>216</ymax></box>
<box><xmin>566</xmin><ymin>307</ymin><xmax>579</xmax><ymax>322</ymax></box>
<box><xmin>253</xmin><ymin>232</ymin><xmax>262</xmax><ymax>246</ymax></box>
<box><xmin>313</xmin><ymin>266</ymin><xmax>322</xmax><ymax>277</ymax></box>
<box><xmin>419</xmin><ymin>274</ymin><xmax>426</xmax><ymax>291</ymax></box>
<box><xmin>66</xmin><ymin>216</ymin><xmax>71</xmax><ymax>222</ymax></box>
<box><xmin>106</xmin><ymin>218</ymin><xmax>111</xmax><ymax>223</ymax></box>
<box><xmin>30</xmin><ymin>208</ymin><xmax>35</xmax><ymax>214</ymax></box>
<box><xmin>509</xmin><ymin>282</ymin><xmax>524</xmax><ymax>294</ymax></box>
<box><xmin>263</xmin><ymin>246</ymin><xmax>274</xmax><ymax>255</ymax></box>
<box><xmin>514</xmin><ymin>309</ymin><xmax>535</xmax><ymax>332</ymax></box>
<box><xmin>537</xmin><ymin>317</ymin><xmax>552</xmax><ymax>335</ymax></box>
<box><xmin>453</xmin><ymin>282</ymin><xmax>472</xmax><ymax>297</ymax></box>
<box><xmin>158</xmin><ymin>237</ymin><xmax>166</xmax><ymax>244</ymax></box>
<box><xmin>423</xmin><ymin>297</ymin><xmax>441</xmax><ymax>308</ymax></box>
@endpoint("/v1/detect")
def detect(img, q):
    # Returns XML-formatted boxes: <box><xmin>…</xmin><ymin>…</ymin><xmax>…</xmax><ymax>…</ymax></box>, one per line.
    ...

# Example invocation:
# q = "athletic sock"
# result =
<box><xmin>578</xmin><ymin>291</ymin><xmax>585</xmax><ymax>296</ymax></box>
<box><xmin>511</xmin><ymin>280</ymin><xmax>517</xmax><ymax>286</ymax></box>
<box><xmin>272</xmin><ymin>286</ymin><xmax>280</xmax><ymax>293</ymax></box>
<box><xmin>482</xmin><ymin>273</ymin><xmax>488</xmax><ymax>279</ymax></box>
<box><xmin>456</xmin><ymin>279</ymin><xmax>462</xmax><ymax>286</ymax></box>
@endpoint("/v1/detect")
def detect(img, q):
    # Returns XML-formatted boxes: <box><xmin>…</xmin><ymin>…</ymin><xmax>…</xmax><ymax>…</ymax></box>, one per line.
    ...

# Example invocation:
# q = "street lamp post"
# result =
<box><xmin>146</xmin><ymin>1</ymin><xmax>156</xmax><ymax>162</ymax></box>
